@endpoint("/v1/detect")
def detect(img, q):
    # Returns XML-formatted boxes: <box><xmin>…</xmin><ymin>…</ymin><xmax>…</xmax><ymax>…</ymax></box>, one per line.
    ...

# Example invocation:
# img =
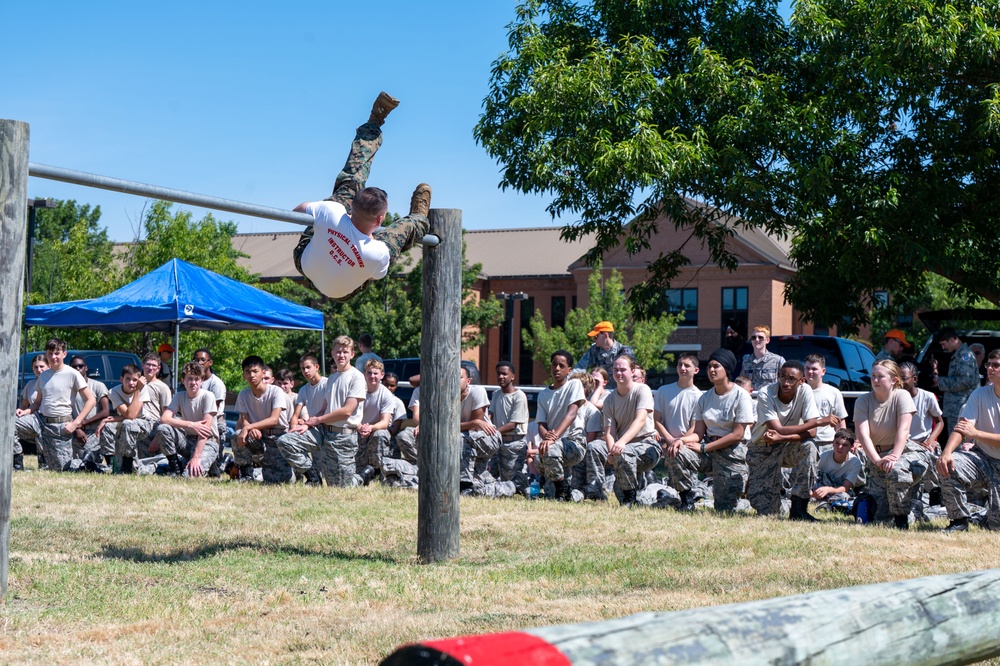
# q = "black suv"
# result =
<box><xmin>914</xmin><ymin>309</ymin><xmax>1000</xmax><ymax>392</ymax></box>
<box><xmin>17</xmin><ymin>350</ymin><xmax>142</xmax><ymax>394</ymax></box>
<box><xmin>381</xmin><ymin>357</ymin><xmax>482</xmax><ymax>408</ymax></box>
<box><xmin>766</xmin><ymin>335</ymin><xmax>876</xmax><ymax>391</ymax></box>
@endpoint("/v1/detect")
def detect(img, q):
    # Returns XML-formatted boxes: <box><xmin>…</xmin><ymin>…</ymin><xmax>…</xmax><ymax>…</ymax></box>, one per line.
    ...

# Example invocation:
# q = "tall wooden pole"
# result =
<box><xmin>0</xmin><ymin>119</ymin><xmax>29</xmax><ymax>597</ymax></box>
<box><xmin>417</xmin><ymin>208</ymin><xmax>462</xmax><ymax>563</ymax></box>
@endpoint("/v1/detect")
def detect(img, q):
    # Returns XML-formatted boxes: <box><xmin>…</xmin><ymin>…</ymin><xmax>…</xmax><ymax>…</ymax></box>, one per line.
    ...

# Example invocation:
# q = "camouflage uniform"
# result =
<box><xmin>873</xmin><ymin>348</ymin><xmax>895</xmax><ymax>365</ymax></box>
<box><xmin>461</xmin><ymin>430</ymin><xmax>501</xmax><ymax>485</ymax></box>
<box><xmin>611</xmin><ymin>437</ymin><xmax>661</xmax><ymax>492</ymax></box>
<box><xmin>292</xmin><ymin>122</ymin><xmax>429</xmax><ymax>302</ymax></box>
<box><xmin>665</xmin><ymin>442</ymin><xmax>748</xmax><ymax>512</ymax></box>
<box><xmin>941</xmin><ymin>447</ymin><xmax>1000</xmax><ymax>530</ymax></box>
<box><xmin>232</xmin><ymin>429</ymin><xmax>293</xmax><ymax>484</ymax></box>
<box><xmin>537</xmin><ymin>434</ymin><xmax>585</xmax><ymax>484</ymax></box>
<box><xmin>13</xmin><ymin>413</ymin><xmax>42</xmax><ymax>460</ymax></box>
<box><xmin>865</xmin><ymin>442</ymin><xmax>933</xmax><ymax>522</ymax></box>
<box><xmin>573</xmin><ymin>341</ymin><xmax>635</xmax><ymax>388</ymax></box>
<box><xmin>381</xmin><ymin>456</ymin><xmax>419</xmax><ymax>488</ymax></box>
<box><xmin>155</xmin><ymin>423</ymin><xmax>221</xmax><ymax>476</ymax></box>
<box><xmin>584</xmin><ymin>439</ymin><xmax>612</xmax><ymax>489</ymax></box>
<box><xmin>938</xmin><ymin>343</ymin><xmax>979</xmax><ymax>434</ymax></box>
<box><xmin>276</xmin><ymin>427</ymin><xmax>327</xmax><ymax>480</ymax></box>
<box><xmin>356</xmin><ymin>429</ymin><xmax>391</xmax><ymax>471</ymax></box>
<box><xmin>100</xmin><ymin>418</ymin><xmax>157</xmax><ymax>465</ymax></box>
<box><xmin>497</xmin><ymin>435</ymin><xmax>528</xmax><ymax>483</ymax></box>
<box><xmin>395</xmin><ymin>426</ymin><xmax>419</xmax><ymax>464</ymax></box>
<box><xmin>746</xmin><ymin>440</ymin><xmax>818</xmax><ymax>515</ymax></box>
<box><xmin>742</xmin><ymin>352</ymin><xmax>786</xmax><ymax>392</ymax></box>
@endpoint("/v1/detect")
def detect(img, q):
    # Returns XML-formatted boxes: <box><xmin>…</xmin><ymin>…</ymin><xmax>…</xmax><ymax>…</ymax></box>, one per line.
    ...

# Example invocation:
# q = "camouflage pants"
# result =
<box><xmin>496</xmin><ymin>437</ymin><xmax>528</xmax><ymax>482</ymax></box>
<box><xmin>13</xmin><ymin>412</ymin><xmax>42</xmax><ymax>456</ymax></box>
<box><xmin>100</xmin><ymin>419</ymin><xmax>156</xmax><ymax>462</ymax></box>
<box><xmin>292</xmin><ymin>122</ymin><xmax>430</xmax><ymax>301</ymax></box>
<box><xmin>396</xmin><ymin>426</ymin><xmax>419</xmax><ymax>464</ymax></box>
<box><xmin>381</xmin><ymin>457</ymin><xmax>419</xmax><ymax>488</ymax></box>
<box><xmin>536</xmin><ymin>435</ymin><xmax>585</xmax><ymax>483</ymax></box>
<box><xmin>747</xmin><ymin>439</ymin><xmax>818</xmax><ymax>515</ymax></box>
<box><xmin>154</xmin><ymin>424</ymin><xmax>220</xmax><ymax>472</ymax></box>
<box><xmin>865</xmin><ymin>441</ymin><xmax>932</xmax><ymax>521</ymax></box>
<box><xmin>77</xmin><ymin>427</ymin><xmax>102</xmax><ymax>463</ymax></box>
<box><xmin>470</xmin><ymin>470</ymin><xmax>519</xmax><ymax>498</ymax></box>
<box><xmin>36</xmin><ymin>420</ymin><xmax>76</xmax><ymax>472</ymax></box>
<box><xmin>323</xmin><ymin>430</ymin><xmax>363</xmax><ymax>487</ymax></box>
<box><xmin>461</xmin><ymin>430</ymin><xmax>501</xmax><ymax>484</ymax></box>
<box><xmin>666</xmin><ymin>443</ymin><xmax>748</xmax><ymax>512</ymax></box>
<box><xmin>584</xmin><ymin>440</ymin><xmax>612</xmax><ymax>487</ymax></box>
<box><xmin>941</xmin><ymin>446</ymin><xmax>1000</xmax><ymax>530</ymax></box>
<box><xmin>611</xmin><ymin>438</ymin><xmax>661</xmax><ymax>492</ymax></box>
<box><xmin>356</xmin><ymin>429</ymin><xmax>391</xmax><ymax>470</ymax></box>
<box><xmin>230</xmin><ymin>430</ymin><xmax>293</xmax><ymax>484</ymax></box>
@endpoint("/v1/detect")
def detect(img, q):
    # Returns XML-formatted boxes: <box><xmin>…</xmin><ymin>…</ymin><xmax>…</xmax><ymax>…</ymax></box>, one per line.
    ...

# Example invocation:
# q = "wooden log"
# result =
<box><xmin>0</xmin><ymin>119</ymin><xmax>30</xmax><ymax>598</ymax></box>
<box><xmin>416</xmin><ymin>208</ymin><xmax>462</xmax><ymax>564</ymax></box>
<box><xmin>381</xmin><ymin>568</ymin><xmax>1000</xmax><ymax>665</ymax></box>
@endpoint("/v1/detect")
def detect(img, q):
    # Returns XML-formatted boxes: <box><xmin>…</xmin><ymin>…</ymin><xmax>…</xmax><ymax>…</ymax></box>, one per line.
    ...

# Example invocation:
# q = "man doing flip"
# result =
<box><xmin>293</xmin><ymin>92</ymin><xmax>431</xmax><ymax>301</ymax></box>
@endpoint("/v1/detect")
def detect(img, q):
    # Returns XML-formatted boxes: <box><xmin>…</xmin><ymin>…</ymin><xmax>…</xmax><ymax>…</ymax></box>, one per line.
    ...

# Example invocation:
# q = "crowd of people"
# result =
<box><xmin>11</xmin><ymin>319</ymin><xmax>999</xmax><ymax>534</ymax></box>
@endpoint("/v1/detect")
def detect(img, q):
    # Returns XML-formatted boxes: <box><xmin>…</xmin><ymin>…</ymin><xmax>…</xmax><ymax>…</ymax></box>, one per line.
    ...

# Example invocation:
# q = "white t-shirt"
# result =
<box><xmin>653</xmin><ymin>383</ymin><xmax>703</xmax><ymax>439</ymax></box>
<box><xmin>408</xmin><ymin>387</ymin><xmax>420</xmax><ymax>410</ymax></box>
<box><xmin>602</xmin><ymin>383</ymin><xmax>656</xmax><ymax>441</ymax></box>
<box><xmin>959</xmin><ymin>385</ymin><xmax>1000</xmax><ymax>460</ymax></box>
<box><xmin>21</xmin><ymin>378</ymin><xmax>41</xmax><ymax>408</ymax></box>
<box><xmin>389</xmin><ymin>396</ymin><xmax>407</xmax><ymax>423</ymax></box>
<box><xmin>694</xmin><ymin>385</ymin><xmax>755</xmax><ymax>440</ymax></box>
<box><xmin>536</xmin><ymin>379</ymin><xmax>586</xmax><ymax>442</ymax></box>
<box><xmin>143</xmin><ymin>378</ymin><xmax>173</xmax><ymax>417</ymax></box>
<box><xmin>327</xmin><ymin>367</ymin><xmax>367</xmax><ymax>428</ymax></box>
<box><xmin>235</xmin><ymin>384</ymin><xmax>289</xmax><ymax>431</ymax></box>
<box><xmin>751</xmin><ymin>383</ymin><xmax>820</xmax><ymax>445</ymax></box>
<box><xmin>110</xmin><ymin>385</ymin><xmax>159</xmax><ymax>422</ymax></box>
<box><xmin>166</xmin><ymin>389</ymin><xmax>218</xmax><ymax>439</ymax></box>
<box><xmin>73</xmin><ymin>378</ymin><xmax>110</xmax><ymax>421</ymax></box>
<box><xmin>355</xmin><ymin>351</ymin><xmax>382</xmax><ymax>372</ymax></box>
<box><xmin>202</xmin><ymin>374</ymin><xmax>227</xmax><ymax>411</ymax></box>
<box><xmin>811</xmin><ymin>383</ymin><xmax>849</xmax><ymax>443</ymax></box>
<box><xmin>299</xmin><ymin>201</ymin><xmax>391</xmax><ymax>299</ymax></box>
<box><xmin>909</xmin><ymin>388</ymin><xmax>943</xmax><ymax>443</ymax></box>
<box><xmin>816</xmin><ymin>450</ymin><xmax>863</xmax><ymax>488</ymax></box>
<box><xmin>296</xmin><ymin>377</ymin><xmax>329</xmax><ymax>420</ymax></box>
<box><xmin>37</xmin><ymin>366</ymin><xmax>88</xmax><ymax>419</ymax></box>
<box><xmin>581</xmin><ymin>401</ymin><xmax>603</xmax><ymax>435</ymax></box>
<box><xmin>489</xmin><ymin>389</ymin><xmax>529</xmax><ymax>437</ymax></box>
<box><xmin>854</xmin><ymin>389</ymin><xmax>916</xmax><ymax>452</ymax></box>
<box><xmin>363</xmin><ymin>383</ymin><xmax>395</xmax><ymax>425</ymax></box>
<box><xmin>460</xmin><ymin>385</ymin><xmax>491</xmax><ymax>423</ymax></box>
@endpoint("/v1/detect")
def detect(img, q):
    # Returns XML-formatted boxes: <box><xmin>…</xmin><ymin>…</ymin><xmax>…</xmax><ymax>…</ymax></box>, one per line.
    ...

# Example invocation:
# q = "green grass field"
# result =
<box><xmin>3</xmin><ymin>463</ymin><xmax>1000</xmax><ymax>665</ymax></box>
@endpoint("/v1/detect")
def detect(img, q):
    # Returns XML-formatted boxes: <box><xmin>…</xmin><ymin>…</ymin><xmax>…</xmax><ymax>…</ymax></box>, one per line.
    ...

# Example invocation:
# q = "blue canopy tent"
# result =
<box><xmin>24</xmin><ymin>258</ymin><xmax>326</xmax><ymax>376</ymax></box>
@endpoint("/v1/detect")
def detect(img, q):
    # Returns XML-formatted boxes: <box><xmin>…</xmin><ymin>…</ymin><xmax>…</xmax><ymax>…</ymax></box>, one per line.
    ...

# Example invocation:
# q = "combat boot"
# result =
<box><xmin>620</xmin><ymin>488</ymin><xmax>638</xmax><ymax>507</ymax></box>
<box><xmin>304</xmin><ymin>467</ymin><xmax>323</xmax><ymax>486</ymax></box>
<box><xmin>789</xmin><ymin>496</ymin><xmax>818</xmax><ymax>522</ymax></box>
<box><xmin>552</xmin><ymin>479</ymin><xmax>572</xmax><ymax>502</ymax></box>
<box><xmin>358</xmin><ymin>465</ymin><xmax>377</xmax><ymax>486</ymax></box>
<box><xmin>368</xmin><ymin>91</ymin><xmax>400</xmax><ymax>127</ymax></box>
<box><xmin>583</xmin><ymin>479</ymin><xmax>607</xmax><ymax>501</ymax></box>
<box><xmin>119</xmin><ymin>456</ymin><xmax>134</xmax><ymax>475</ymax></box>
<box><xmin>12</xmin><ymin>453</ymin><xmax>24</xmax><ymax>471</ymax></box>
<box><xmin>893</xmin><ymin>514</ymin><xmax>910</xmax><ymax>530</ymax></box>
<box><xmin>678</xmin><ymin>489</ymin><xmax>698</xmax><ymax>512</ymax></box>
<box><xmin>943</xmin><ymin>518</ymin><xmax>969</xmax><ymax>533</ymax></box>
<box><xmin>409</xmin><ymin>183</ymin><xmax>432</xmax><ymax>218</ymax></box>
<box><xmin>104</xmin><ymin>454</ymin><xmax>114</xmax><ymax>467</ymax></box>
<box><xmin>238</xmin><ymin>465</ymin><xmax>255</xmax><ymax>482</ymax></box>
<box><xmin>166</xmin><ymin>454</ymin><xmax>184</xmax><ymax>477</ymax></box>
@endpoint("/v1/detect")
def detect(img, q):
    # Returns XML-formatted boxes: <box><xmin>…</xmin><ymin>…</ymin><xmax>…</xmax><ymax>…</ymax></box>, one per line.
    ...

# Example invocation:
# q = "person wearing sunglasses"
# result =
<box><xmin>742</xmin><ymin>325</ymin><xmax>786</xmax><ymax>392</ymax></box>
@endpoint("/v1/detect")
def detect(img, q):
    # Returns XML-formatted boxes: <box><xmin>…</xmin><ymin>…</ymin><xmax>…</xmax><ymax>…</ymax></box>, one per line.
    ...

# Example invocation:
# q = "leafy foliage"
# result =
<box><xmin>476</xmin><ymin>0</ymin><xmax>1000</xmax><ymax>329</ymax></box>
<box><xmin>523</xmin><ymin>263</ymin><xmax>679</xmax><ymax>373</ymax></box>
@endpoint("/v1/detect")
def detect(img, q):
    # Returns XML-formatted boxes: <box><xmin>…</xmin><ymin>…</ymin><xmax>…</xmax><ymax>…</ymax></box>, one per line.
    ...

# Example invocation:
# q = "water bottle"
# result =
<box><xmin>528</xmin><ymin>479</ymin><xmax>541</xmax><ymax>499</ymax></box>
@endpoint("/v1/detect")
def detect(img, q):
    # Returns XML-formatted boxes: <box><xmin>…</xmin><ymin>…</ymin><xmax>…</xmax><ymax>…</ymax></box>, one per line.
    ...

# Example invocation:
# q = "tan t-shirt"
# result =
<box><xmin>602</xmin><ymin>383</ymin><xmax>656</xmax><ymax>441</ymax></box>
<box><xmin>854</xmin><ymin>388</ymin><xmax>916</xmax><ymax>452</ymax></box>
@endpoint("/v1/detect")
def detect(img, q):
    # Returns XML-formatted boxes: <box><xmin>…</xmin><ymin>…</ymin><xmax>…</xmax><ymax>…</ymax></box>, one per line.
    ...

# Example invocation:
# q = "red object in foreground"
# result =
<box><xmin>381</xmin><ymin>632</ymin><xmax>571</xmax><ymax>666</ymax></box>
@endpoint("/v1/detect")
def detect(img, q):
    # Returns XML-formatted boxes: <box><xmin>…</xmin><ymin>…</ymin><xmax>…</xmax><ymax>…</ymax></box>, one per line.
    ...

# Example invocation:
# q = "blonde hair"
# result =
<box><xmin>365</xmin><ymin>358</ymin><xmax>384</xmax><ymax>372</ymax></box>
<box><xmin>569</xmin><ymin>371</ymin><xmax>597</xmax><ymax>395</ymax></box>
<box><xmin>332</xmin><ymin>335</ymin><xmax>354</xmax><ymax>350</ymax></box>
<box><xmin>872</xmin><ymin>359</ymin><xmax>903</xmax><ymax>390</ymax></box>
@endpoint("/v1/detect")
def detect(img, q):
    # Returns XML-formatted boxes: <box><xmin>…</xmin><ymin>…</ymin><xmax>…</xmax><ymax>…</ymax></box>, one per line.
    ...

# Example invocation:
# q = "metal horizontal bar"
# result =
<box><xmin>28</xmin><ymin>162</ymin><xmax>439</xmax><ymax>247</ymax></box>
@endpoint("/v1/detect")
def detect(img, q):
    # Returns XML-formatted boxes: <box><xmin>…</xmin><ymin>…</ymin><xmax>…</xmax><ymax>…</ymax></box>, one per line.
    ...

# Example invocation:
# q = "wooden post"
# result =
<box><xmin>0</xmin><ymin>120</ymin><xmax>30</xmax><ymax>598</ymax></box>
<box><xmin>381</xmin><ymin>568</ymin><xmax>1000</xmax><ymax>665</ymax></box>
<box><xmin>417</xmin><ymin>209</ymin><xmax>462</xmax><ymax>564</ymax></box>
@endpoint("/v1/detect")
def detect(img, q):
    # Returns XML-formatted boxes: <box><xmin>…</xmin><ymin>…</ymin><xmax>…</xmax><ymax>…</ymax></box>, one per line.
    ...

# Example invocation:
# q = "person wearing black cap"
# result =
<box><xmin>670</xmin><ymin>349</ymin><xmax>754</xmax><ymax>512</ymax></box>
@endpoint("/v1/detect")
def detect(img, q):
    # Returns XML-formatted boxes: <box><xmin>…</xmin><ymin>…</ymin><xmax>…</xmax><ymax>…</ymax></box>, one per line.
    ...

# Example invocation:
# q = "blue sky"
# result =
<box><xmin>2</xmin><ymin>1</ymin><xmax>556</xmax><ymax>241</ymax></box>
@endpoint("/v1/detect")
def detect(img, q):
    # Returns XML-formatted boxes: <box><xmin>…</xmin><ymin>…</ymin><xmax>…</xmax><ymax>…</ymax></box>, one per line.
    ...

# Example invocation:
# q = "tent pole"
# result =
<box><xmin>173</xmin><ymin>324</ymin><xmax>180</xmax><ymax>391</ymax></box>
<box><xmin>321</xmin><ymin>330</ymin><xmax>326</xmax><ymax>375</ymax></box>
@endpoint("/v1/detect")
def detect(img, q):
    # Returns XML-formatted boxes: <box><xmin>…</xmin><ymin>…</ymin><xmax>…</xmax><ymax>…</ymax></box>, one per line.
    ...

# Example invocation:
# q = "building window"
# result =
<box><xmin>665</xmin><ymin>288</ymin><xmax>698</xmax><ymax>327</ymax></box>
<box><xmin>873</xmin><ymin>290</ymin><xmax>889</xmax><ymax>308</ymax></box>
<box><xmin>552</xmin><ymin>296</ymin><xmax>566</xmax><ymax>329</ymax></box>
<box><xmin>721</xmin><ymin>287</ymin><xmax>749</xmax><ymax>345</ymax></box>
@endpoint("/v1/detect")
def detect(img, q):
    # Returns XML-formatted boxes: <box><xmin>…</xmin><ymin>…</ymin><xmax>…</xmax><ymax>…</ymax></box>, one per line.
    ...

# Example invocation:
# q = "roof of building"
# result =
<box><xmin>462</xmin><ymin>227</ymin><xmax>596</xmax><ymax>278</ymax></box>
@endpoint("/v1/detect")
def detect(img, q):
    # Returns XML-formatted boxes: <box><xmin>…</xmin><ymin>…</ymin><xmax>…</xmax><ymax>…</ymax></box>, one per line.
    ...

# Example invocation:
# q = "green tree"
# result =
<box><xmin>475</xmin><ymin>0</ymin><xmax>1000</xmax><ymax>329</ymax></box>
<box><xmin>28</xmin><ymin>200</ymin><xmax>115</xmax><ymax>303</ymax></box>
<box><xmin>523</xmin><ymin>264</ymin><xmax>679</xmax><ymax>374</ymax></box>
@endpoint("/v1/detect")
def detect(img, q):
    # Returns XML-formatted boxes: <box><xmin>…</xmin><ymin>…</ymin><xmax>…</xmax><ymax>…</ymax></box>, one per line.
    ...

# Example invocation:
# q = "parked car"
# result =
<box><xmin>766</xmin><ymin>335</ymin><xmax>875</xmax><ymax>391</ymax></box>
<box><xmin>913</xmin><ymin>309</ymin><xmax>1000</xmax><ymax>392</ymax></box>
<box><xmin>17</xmin><ymin>350</ymin><xmax>142</xmax><ymax>394</ymax></box>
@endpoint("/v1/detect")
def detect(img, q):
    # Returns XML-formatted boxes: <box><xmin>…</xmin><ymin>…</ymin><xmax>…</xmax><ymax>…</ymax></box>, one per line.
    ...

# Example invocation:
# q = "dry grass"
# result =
<box><xmin>2</xmin><ymin>461</ymin><xmax>1000</xmax><ymax>665</ymax></box>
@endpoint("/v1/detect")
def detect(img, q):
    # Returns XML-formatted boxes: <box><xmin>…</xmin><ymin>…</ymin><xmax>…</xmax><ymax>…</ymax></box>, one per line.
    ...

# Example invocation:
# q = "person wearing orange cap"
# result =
<box><xmin>574</xmin><ymin>321</ymin><xmax>635</xmax><ymax>389</ymax></box>
<box><xmin>875</xmin><ymin>329</ymin><xmax>912</xmax><ymax>365</ymax></box>
<box><xmin>156</xmin><ymin>343</ymin><xmax>175</xmax><ymax>389</ymax></box>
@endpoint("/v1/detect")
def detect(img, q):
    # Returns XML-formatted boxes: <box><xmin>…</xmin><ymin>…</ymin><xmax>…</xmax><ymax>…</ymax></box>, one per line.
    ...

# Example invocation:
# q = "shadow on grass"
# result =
<box><xmin>98</xmin><ymin>540</ymin><xmax>402</xmax><ymax>565</ymax></box>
